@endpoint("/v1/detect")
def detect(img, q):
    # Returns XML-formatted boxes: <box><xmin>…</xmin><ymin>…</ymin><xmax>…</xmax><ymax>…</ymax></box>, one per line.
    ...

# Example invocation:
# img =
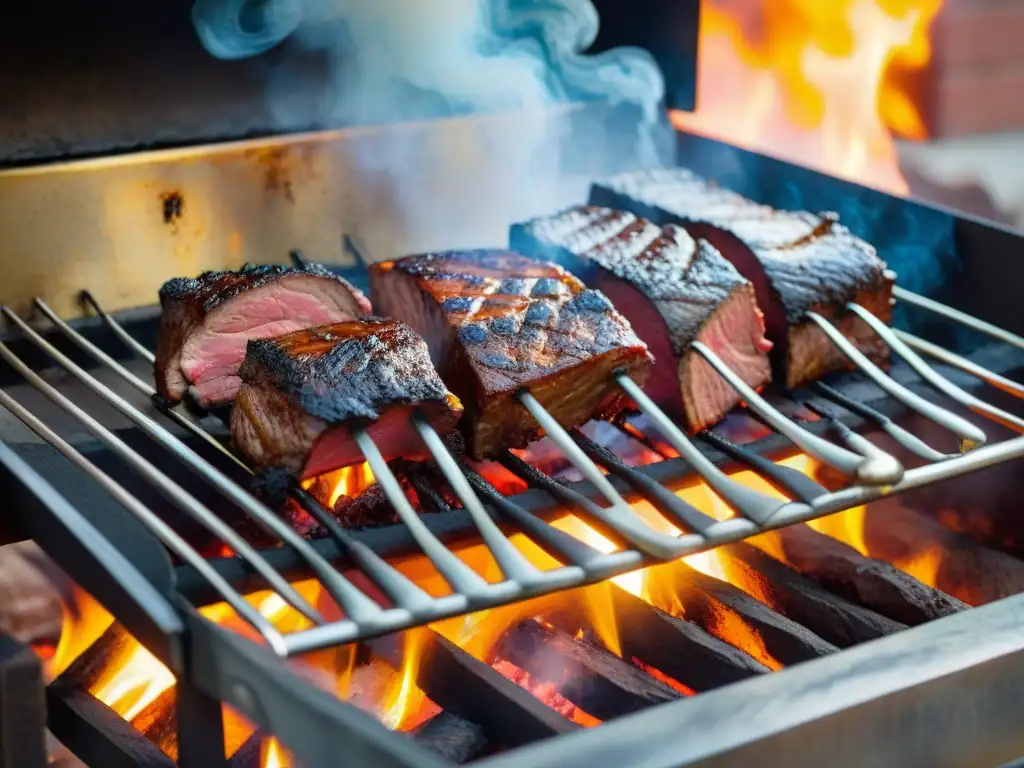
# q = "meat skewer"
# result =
<box><xmin>230</xmin><ymin>318</ymin><xmax>463</xmax><ymax>479</ymax></box>
<box><xmin>589</xmin><ymin>168</ymin><xmax>894</xmax><ymax>390</ymax></box>
<box><xmin>155</xmin><ymin>263</ymin><xmax>371</xmax><ymax>409</ymax></box>
<box><xmin>511</xmin><ymin>206</ymin><xmax>773</xmax><ymax>432</ymax></box>
<box><xmin>369</xmin><ymin>250</ymin><xmax>653</xmax><ymax>461</ymax></box>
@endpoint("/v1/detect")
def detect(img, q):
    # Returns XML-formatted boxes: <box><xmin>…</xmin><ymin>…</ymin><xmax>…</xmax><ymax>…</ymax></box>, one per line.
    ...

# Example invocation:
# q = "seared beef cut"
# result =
<box><xmin>590</xmin><ymin>169</ymin><xmax>895</xmax><ymax>389</ymax></box>
<box><xmin>511</xmin><ymin>206</ymin><xmax>773</xmax><ymax>431</ymax></box>
<box><xmin>230</xmin><ymin>318</ymin><xmax>463</xmax><ymax>478</ymax></box>
<box><xmin>155</xmin><ymin>263</ymin><xmax>371</xmax><ymax>408</ymax></box>
<box><xmin>369</xmin><ymin>250</ymin><xmax>652</xmax><ymax>460</ymax></box>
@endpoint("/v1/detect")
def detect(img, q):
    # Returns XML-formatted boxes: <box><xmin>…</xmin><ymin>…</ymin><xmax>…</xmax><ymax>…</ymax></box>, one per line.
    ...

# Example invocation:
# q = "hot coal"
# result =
<box><xmin>854</xmin><ymin>498</ymin><xmax>1024</xmax><ymax>607</ymax></box>
<box><xmin>495</xmin><ymin>618</ymin><xmax>683</xmax><ymax>721</ymax></box>
<box><xmin>640</xmin><ymin>559</ymin><xmax>838</xmax><ymax>668</ymax></box>
<box><xmin>590</xmin><ymin>168</ymin><xmax>894</xmax><ymax>390</ymax></box>
<box><xmin>590</xmin><ymin>584</ymin><xmax>772</xmax><ymax>689</ymax></box>
<box><xmin>759</xmin><ymin>524</ymin><xmax>968</xmax><ymax>626</ymax></box>
<box><xmin>412</xmin><ymin>712</ymin><xmax>489</xmax><ymax>764</ymax></box>
<box><xmin>230</xmin><ymin>318</ymin><xmax>462</xmax><ymax>479</ymax></box>
<box><xmin>511</xmin><ymin>206</ymin><xmax>773</xmax><ymax>430</ymax></box>
<box><xmin>48</xmin><ymin>625</ymin><xmax>175</xmax><ymax>768</ymax></box>
<box><xmin>369</xmin><ymin>250</ymin><xmax>652</xmax><ymax>460</ymax></box>
<box><xmin>720</xmin><ymin>541</ymin><xmax>907</xmax><ymax>648</ymax></box>
<box><xmin>129</xmin><ymin>688</ymin><xmax>177</xmax><ymax>760</ymax></box>
<box><xmin>368</xmin><ymin>630</ymin><xmax>578</xmax><ymax>747</ymax></box>
<box><xmin>155</xmin><ymin>263</ymin><xmax>371</xmax><ymax>409</ymax></box>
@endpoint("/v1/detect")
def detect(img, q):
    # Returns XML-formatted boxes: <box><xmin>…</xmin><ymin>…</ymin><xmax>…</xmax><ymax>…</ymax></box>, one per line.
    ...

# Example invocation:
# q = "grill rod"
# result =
<box><xmin>893</xmin><ymin>332</ymin><xmax>1024</xmax><ymax>401</ymax></box>
<box><xmin>809</xmin><ymin>382</ymin><xmax>953</xmax><ymax>463</ymax></box>
<box><xmin>691</xmin><ymin>342</ymin><xmax>905</xmax><ymax>484</ymax></box>
<box><xmin>612</xmin><ymin>376</ymin><xmax>786</xmax><ymax>525</ymax></box>
<box><xmin>808</xmin><ymin>310</ymin><xmax>988</xmax><ymax>447</ymax></box>
<box><xmin>892</xmin><ymin>285</ymin><xmax>1024</xmax><ymax>351</ymax></box>
<box><xmin>0</xmin><ymin>385</ymin><xmax>288</xmax><ymax>653</ymax></box>
<box><xmin>80</xmin><ymin>290</ymin><xmax>157</xmax><ymax>364</ymax></box>
<box><xmin>849</xmin><ymin>303</ymin><xmax>1024</xmax><ymax>434</ymax></box>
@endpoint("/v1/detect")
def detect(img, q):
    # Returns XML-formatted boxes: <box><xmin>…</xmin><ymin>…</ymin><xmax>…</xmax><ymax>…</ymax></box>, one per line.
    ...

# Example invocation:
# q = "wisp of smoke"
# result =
<box><xmin>191</xmin><ymin>0</ymin><xmax>669</xmax><ymax>252</ymax></box>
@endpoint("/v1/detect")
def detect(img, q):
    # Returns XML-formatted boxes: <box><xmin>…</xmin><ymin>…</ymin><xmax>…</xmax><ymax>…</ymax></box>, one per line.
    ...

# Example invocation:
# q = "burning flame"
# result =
<box><xmin>263</xmin><ymin>737</ymin><xmax>289</xmax><ymax>768</ymax></box>
<box><xmin>379</xmin><ymin>630</ymin><xmax>430</xmax><ymax>731</ymax></box>
<box><xmin>89</xmin><ymin>647</ymin><xmax>176</xmax><ymax>722</ymax></box>
<box><xmin>302</xmin><ymin>462</ymin><xmax>376</xmax><ymax>507</ymax></box>
<box><xmin>672</xmin><ymin>0</ymin><xmax>943</xmax><ymax>194</ymax></box>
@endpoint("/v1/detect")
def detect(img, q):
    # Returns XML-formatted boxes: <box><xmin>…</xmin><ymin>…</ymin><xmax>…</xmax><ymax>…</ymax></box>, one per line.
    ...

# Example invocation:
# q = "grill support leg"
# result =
<box><xmin>0</xmin><ymin>634</ymin><xmax>47</xmax><ymax>768</ymax></box>
<box><xmin>176</xmin><ymin>681</ymin><xmax>227</xmax><ymax>768</ymax></box>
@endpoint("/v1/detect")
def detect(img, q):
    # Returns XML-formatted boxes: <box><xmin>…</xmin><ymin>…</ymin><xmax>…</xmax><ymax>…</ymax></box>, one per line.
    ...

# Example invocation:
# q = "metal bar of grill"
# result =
<box><xmin>1</xmin><ymin>285</ymin><xmax>1023</xmax><ymax>657</ymax></box>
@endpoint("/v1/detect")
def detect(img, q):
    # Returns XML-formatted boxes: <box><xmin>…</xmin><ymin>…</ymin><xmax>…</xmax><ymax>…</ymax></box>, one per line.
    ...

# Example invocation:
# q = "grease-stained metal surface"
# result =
<box><xmin>0</xmin><ymin>104</ymin><xmax>650</xmax><ymax>319</ymax></box>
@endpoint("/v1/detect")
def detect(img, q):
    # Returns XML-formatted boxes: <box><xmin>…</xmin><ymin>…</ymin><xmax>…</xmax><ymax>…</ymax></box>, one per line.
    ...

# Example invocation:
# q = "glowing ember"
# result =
<box><xmin>303</xmin><ymin>462</ymin><xmax>376</xmax><ymax>508</ymax></box>
<box><xmin>491</xmin><ymin>659</ymin><xmax>601</xmax><ymax>727</ymax></box>
<box><xmin>672</xmin><ymin>0</ymin><xmax>943</xmax><ymax>194</ymax></box>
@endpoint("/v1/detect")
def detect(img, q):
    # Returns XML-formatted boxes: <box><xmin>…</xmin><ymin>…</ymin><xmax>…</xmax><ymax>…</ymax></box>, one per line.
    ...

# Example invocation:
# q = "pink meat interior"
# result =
<box><xmin>180</xmin><ymin>278</ymin><xmax>360</xmax><ymax>406</ymax></box>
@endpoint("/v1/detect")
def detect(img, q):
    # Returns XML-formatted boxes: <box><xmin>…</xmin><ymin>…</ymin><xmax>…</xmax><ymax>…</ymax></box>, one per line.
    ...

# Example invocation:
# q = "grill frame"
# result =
<box><xmin>1</xmin><ymin>124</ymin><xmax>1023</xmax><ymax>766</ymax></box>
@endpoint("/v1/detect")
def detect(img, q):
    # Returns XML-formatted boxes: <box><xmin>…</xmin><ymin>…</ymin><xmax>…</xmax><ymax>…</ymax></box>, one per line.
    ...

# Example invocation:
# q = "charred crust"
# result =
<box><xmin>157</xmin><ymin>262</ymin><xmax>357</xmax><ymax>312</ymax></box>
<box><xmin>515</xmin><ymin>206</ymin><xmax>752</xmax><ymax>355</ymax></box>
<box><xmin>250</xmin><ymin>466</ymin><xmax>296</xmax><ymax>509</ymax></box>
<box><xmin>240</xmin><ymin>318</ymin><xmax>456</xmax><ymax>424</ymax></box>
<box><xmin>592</xmin><ymin>169</ymin><xmax>891</xmax><ymax>328</ymax></box>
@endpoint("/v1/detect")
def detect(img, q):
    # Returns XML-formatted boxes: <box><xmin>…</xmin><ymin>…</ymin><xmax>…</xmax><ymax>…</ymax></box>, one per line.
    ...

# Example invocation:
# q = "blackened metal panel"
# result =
<box><xmin>0</xmin><ymin>635</ymin><xmax>47</xmax><ymax>768</ymax></box>
<box><xmin>588</xmin><ymin>0</ymin><xmax>700</xmax><ymax>111</ymax></box>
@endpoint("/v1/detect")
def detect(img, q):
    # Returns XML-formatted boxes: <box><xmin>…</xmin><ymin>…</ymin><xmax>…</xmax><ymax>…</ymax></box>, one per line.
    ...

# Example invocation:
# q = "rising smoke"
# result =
<box><xmin>191</xmin><ymin>0</ymin><xmax>669</xmax><ymax>251</ymax></box>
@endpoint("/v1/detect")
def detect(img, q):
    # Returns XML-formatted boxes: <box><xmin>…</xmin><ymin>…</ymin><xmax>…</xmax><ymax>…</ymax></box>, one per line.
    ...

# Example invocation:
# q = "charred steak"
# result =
<box><xmin>511</xmin><ymin>206</ymin><xmax>773</xmax><ymax>431</ymax></box>
<box><xmin>369</xmin><ymin>250</ymin><xmax>652</xmax><ymax>460</ymax></box>
<box><xmin>230</xmin><ymin>318</ymin><xmax>463</xmax><ymax>479</ymax></box>
<box><xmin>590</xmin><ymin>169</ymin><xmax>895</xmax><ymax>390</ymax></box>
<box><xmin>155</xmin><ymin>263</ymin><xmax>371</xmax><ymax>408</ymax></box>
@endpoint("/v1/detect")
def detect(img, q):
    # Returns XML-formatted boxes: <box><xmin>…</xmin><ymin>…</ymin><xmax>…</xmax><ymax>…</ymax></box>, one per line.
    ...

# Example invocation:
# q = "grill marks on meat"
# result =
<box><xmin>155</xmin><ymin>263</ymin><xmax>371</xmax><ymax>408</ymax></box>
<box><xmin>369</xmin><ymin>250</ymin><xmax>652</xmax><ymax>460</ymax></box>
<box><xmin>512</xmin><ymin>206</ymin><xmax>773</xmax><ymax>431</ymax></box>
<box><xmin>230</xmin><ymin>318</ymin><xmax>463</xmax><ymax>479</ymax></box>
<box><xmin>591</xmin><ymin>169</ymin><xmax>895</xmax><ymax>390</ymax></box>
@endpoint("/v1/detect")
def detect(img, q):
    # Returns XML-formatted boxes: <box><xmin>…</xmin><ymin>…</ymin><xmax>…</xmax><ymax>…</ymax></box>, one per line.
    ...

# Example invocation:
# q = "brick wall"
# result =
<box><xmin>924</xmin><ymin>0</ymin><xmax>1024</xmax><ymax>137</ymax></box>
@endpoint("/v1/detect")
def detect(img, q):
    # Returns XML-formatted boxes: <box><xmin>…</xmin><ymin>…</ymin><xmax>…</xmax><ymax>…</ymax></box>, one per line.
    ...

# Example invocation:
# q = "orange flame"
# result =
<box><xmin>302</xmin><ymin>462</ymin><xmax>376</xmax><ymax>507</ymax></box>
<box><xmin>672</xmin><ymin>0</ymin><xmax>943</xmax><ymax>195</ymax></box>
<box><xmin>262</xmin><ymin>737</ymin><xmax>290</xmax><ymax>768</ymax></box>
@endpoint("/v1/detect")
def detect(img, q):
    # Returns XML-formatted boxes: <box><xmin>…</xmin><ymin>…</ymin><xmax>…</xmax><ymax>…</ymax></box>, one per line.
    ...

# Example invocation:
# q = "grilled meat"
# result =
<box><xmin>590</xmin><ymin>169</ymin><xmax>894</xmax><ymax>389</ymax></box>
<box><xmin>511</xmin><ymin>206</ymin><xmax>773</xmax><ymax>431</ymax></box>
<box><xmin>155</xmin><ymin>263</ymin><xmax>371</xmax><ymax>408</ymax></box>
<box><xmin>230</xmin><ymin>318</ymin><xmax>463</xmax><ymax>478</ymax></box>
<box><xmin>369</xmin><ymin>250</ymin><xmax>652</xmax><ymax>460</ymax></box>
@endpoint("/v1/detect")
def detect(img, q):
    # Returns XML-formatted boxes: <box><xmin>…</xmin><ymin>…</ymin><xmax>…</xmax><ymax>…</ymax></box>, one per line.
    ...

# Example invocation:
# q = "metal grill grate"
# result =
<box><xmin>1</xmin><ymin>280</ymin><xmax>1022</xmax><ymax>657</ymax></box>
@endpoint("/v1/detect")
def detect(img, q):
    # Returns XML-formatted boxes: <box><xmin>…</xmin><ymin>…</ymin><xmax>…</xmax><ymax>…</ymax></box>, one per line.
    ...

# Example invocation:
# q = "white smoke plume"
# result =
<box><xmin>191</xmin><ymin>0</ymin><xmax>670</xmax><ymax>251</ymax></box>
